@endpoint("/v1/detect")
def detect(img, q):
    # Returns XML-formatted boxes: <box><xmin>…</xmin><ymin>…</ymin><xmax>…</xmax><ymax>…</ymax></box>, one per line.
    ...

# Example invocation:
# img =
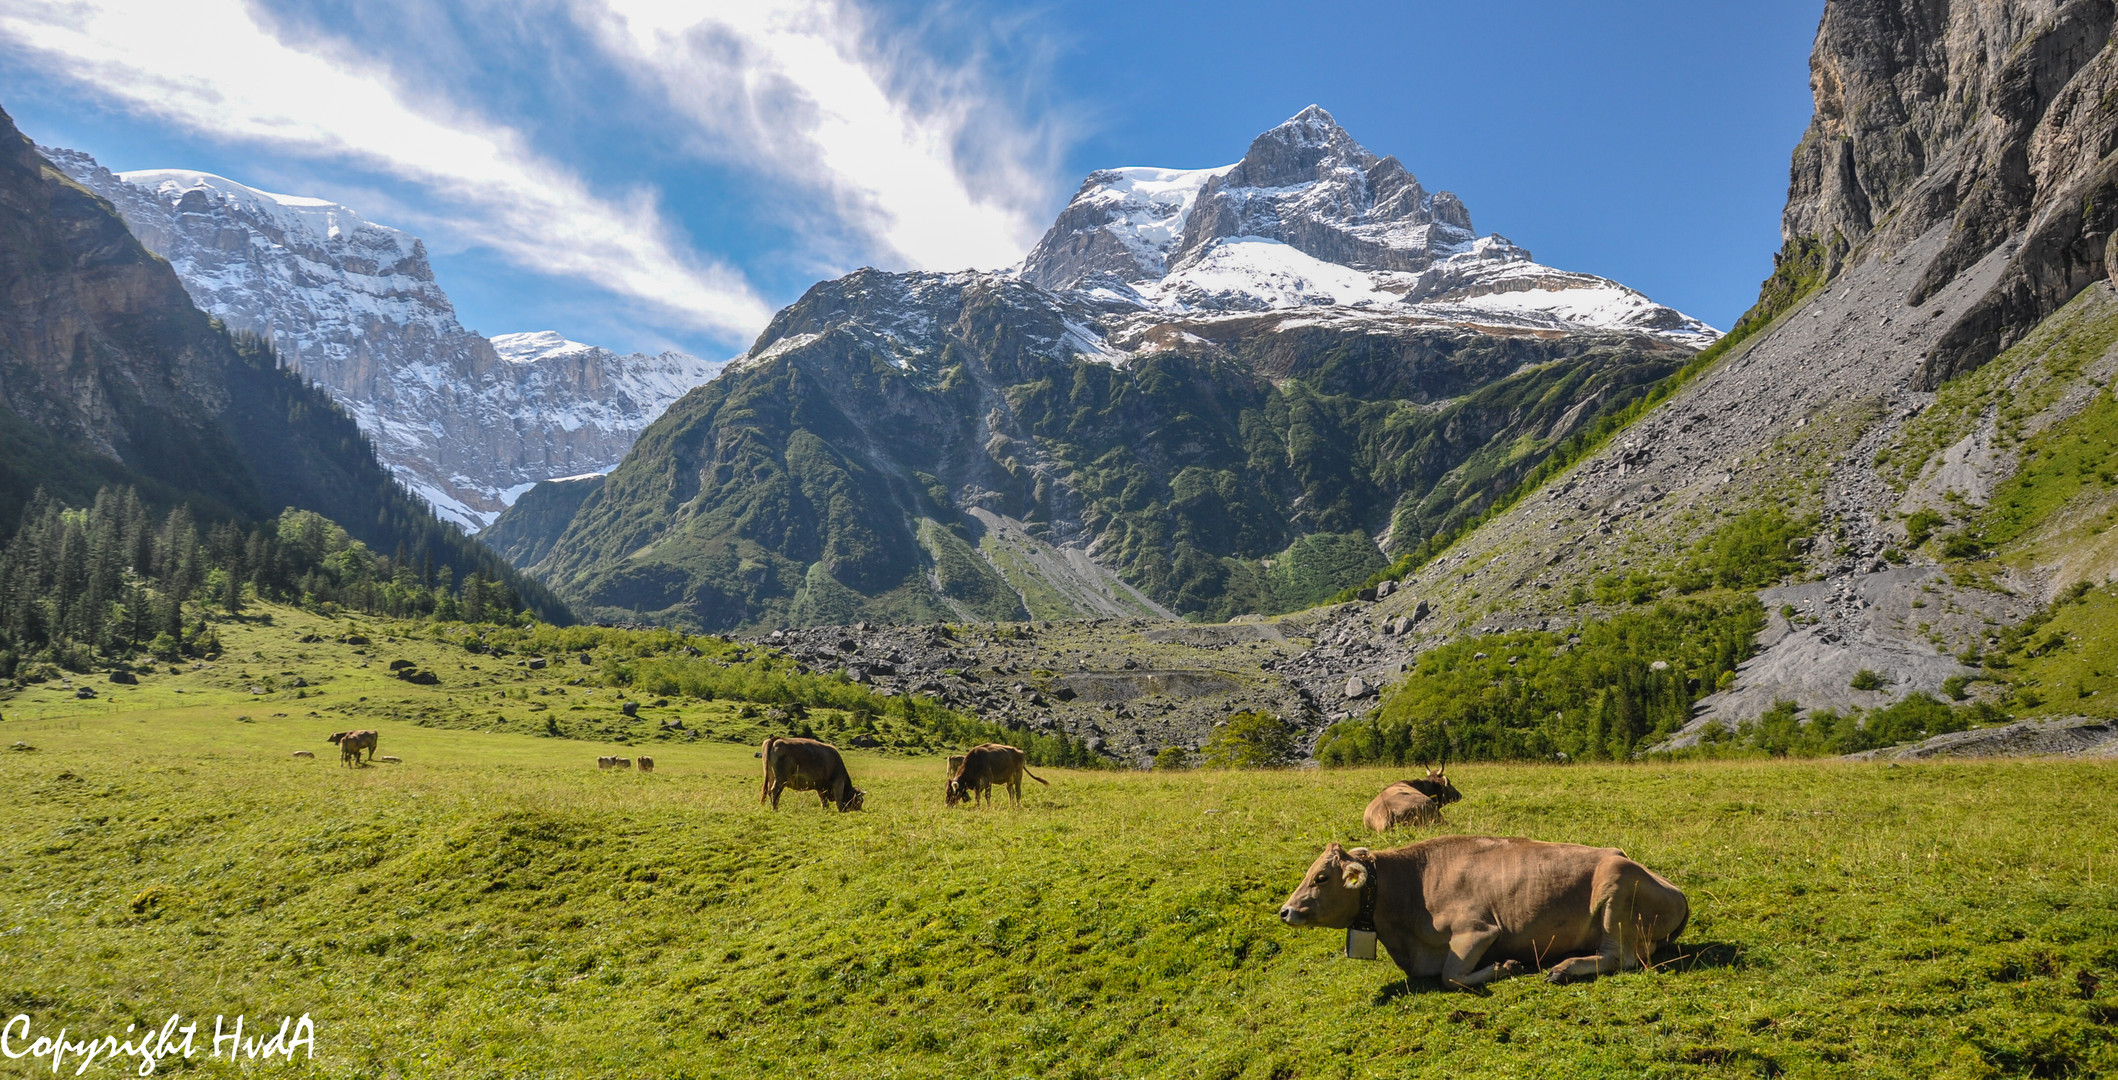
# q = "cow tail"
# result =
<box><xmin>1024</xmin><ymin>768</ymin><xmax>1050</xmax><ymax>786</ymax></box>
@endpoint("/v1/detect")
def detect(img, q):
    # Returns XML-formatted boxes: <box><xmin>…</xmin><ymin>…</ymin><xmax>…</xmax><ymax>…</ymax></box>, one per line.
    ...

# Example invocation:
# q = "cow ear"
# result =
<box><xmin>1349</xmin><ymin>847</ymin><xmax>1372</xmax><ymax>860</ymax></box>
<box><xmin>1341</xmin><ymin>861</ymin><xmax>1368</xmax><ymax>889</ymax></box>
<box><xmin>1325</xmin><ymin>841</ymin><xmax>1344</xmax><ymax>854</ymax></box>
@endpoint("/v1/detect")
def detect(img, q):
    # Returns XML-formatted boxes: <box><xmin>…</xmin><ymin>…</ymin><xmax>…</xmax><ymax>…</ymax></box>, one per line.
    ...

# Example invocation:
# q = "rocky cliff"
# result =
<box><xmin>523</xmin><ymin>109</ymin><xmax>1715</xmax><ymax>631</ymax></box>
<box><xmin>43</xmin><ymin>149</ymin><xmax>723</xmax><ymax>530</ymax></box>
<box><xmin>0</xmin><ymin>106</ymin><xmax>562</xmax><ymax>617</ymax></box>
<box><xmin>1284</xmin><ymin>0</ymin><xmax>2118</xmax><ymax>751</ymax></box>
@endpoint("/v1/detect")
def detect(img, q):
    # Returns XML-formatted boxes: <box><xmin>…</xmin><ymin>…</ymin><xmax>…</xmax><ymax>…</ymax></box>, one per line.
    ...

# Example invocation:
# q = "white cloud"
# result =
<box><xmin>581</xmin><ymin>0</ymin><xmax>1060</xmax><ymax>272</ymax></box>
<box><xmin>0</xmin><ymin>0</ymin><xmax>773</xmax><ymax>340</ymax></box>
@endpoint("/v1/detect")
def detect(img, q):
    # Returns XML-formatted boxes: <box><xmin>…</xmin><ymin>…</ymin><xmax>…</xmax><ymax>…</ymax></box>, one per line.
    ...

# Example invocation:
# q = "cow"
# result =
<box><xmin>290</xmin><ymin>750</ymin><xmax>315</xmax><ymax>760</ymax></box>
<box><xmin>612</xmin><ymin>757</ymin><xmax>632</xmax><ymax>770</ymax></box>
<box><xmin>946</xmin><ymin>743</ymin><xmax>1048</xmax><ymax>808</ymax></box>
<box><xmin>761</xmin><ymin>736</ymin><xmax>865</xmax><ymax>812</ymax></box>
<box><xmin>1277</xmin><ymin>837</ymin><xmax>1689</xmax><ymax>989</ymax></box>
<box><xmin>376</xmin><ymin>755</ymin><xmax>403</xmax><ymax>764</ymax></box>
<box><xmin>598</xmin><ymin>757</ymin><xmax>614</xmax><ymax>770</ymax></box>
<box><xmin>326</xmin><ymin>730</ymin><xmax>379</xmax><ymax>767</ymax></box>
<box><xmin>1363</xmin><ymin>768</ymin><xmax>1462</xmax><ymax>831</ymax></box>
<box><xmin>637</xmin><ymin>756</ymin><xmax>654</xmax><ymax>773</ymax></box>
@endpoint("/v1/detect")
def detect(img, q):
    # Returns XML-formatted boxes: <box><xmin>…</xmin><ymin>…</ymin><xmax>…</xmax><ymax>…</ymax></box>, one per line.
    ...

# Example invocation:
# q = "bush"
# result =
<box><xmin>1942</xmin><ymin>532</ymin><xmax>1985</xmax><ymax>559</ymax></box>
<box><xmin>1317</xmin><ymin>595</ymin><xmax>1764</xmax><ymax>765</ymax></box>
<box><xmin>1199</xmin><ymin>712</ymin><xmax>1298</xmax><ymax>769</ymax></box>
<box><xmin>1152</xmin><ymin>746</ymin><xmax>1192</xmax><ymax>771</ymax></box>
<box><xmin>1850</xmin><ymin>669</ymin><xmax>1886</xmax><ymax>691</ymax></box>
<box><xmin>1905</xmin><ymin>508</ymin><xmax>1947</xmax><ymax>548</ymax></box>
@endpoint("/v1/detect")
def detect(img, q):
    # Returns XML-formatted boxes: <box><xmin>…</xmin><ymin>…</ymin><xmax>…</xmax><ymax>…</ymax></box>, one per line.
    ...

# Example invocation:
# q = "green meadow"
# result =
<box><xmin>3</xmin><ymin>621</ymin><xmax>2115</xmax><ymax>1079</ymax></box>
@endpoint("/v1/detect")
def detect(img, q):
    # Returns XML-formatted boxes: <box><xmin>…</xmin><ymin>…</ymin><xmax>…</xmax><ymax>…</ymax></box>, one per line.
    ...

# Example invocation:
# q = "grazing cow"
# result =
<box><xmin>1278</xmin><ymin>837</ymin><xmax>1689</xmax><ymax>989</ymax></box>
<box><xmin>598</xmin><ymin>756</ymin><xmax>613</xmax><ymax>770</ymax></box>
<box><xmin>637</xmin><ymin>756</ymin><xmax>654</xmax><ymax>773</ymax></box>
<box><xmin>946</xmin><ymin>743</ymin><xmax>1048</xmax><ymax>808</ymax></box>
<box><xmin>1364</xmin><ymin>768</ymin><xmax>1462</xmax><ymax>831</ymax></box>
<box><xmin>290</xmin><ymin>750</ymin><xmax>315</xmax><ymax>759</ymax></box>
<box><xmin>760</xmin><ymin>736</ymin><xmax>865</xmax><ymax>812</ymax></box>
<box><xmin>612</xmin><ymin>757</ymin><xmax>632</xmax><ymax>770</ymax></box>
<box><xmin>326</xmin><ymin>730</ymin><xmax>379</xmax><ymax>767</ymax></box>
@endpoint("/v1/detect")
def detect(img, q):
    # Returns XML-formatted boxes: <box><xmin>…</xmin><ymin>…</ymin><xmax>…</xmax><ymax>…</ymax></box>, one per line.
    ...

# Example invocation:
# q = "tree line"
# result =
<box><xmin>0</xmin><ymin>486</ymin><xmax>526</xmax><ymax>679</ymax></box>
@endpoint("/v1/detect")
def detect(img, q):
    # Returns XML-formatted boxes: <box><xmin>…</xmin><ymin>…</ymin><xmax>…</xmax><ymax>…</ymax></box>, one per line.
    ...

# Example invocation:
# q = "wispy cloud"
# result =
<box><xmin>0</xmin><ymin>0</ymin><xmax>774</xmax><ymax>340</ymax></box>
<box><xmin>580</xmin><ymin>0</ymin><xmax>1064</xmax><ymax>271</ymax></box>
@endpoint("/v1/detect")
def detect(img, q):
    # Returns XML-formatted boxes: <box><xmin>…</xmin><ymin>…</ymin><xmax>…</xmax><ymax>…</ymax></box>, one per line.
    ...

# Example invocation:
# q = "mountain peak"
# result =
<box><xmin>1228</xmin><ymin>105</ymin><xmax>1371</xmax><ymax>188</ymax></box>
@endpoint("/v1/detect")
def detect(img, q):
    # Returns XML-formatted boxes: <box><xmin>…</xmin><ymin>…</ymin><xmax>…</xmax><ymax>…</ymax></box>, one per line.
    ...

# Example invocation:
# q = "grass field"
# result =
<box><xmin>4</xmin><ymin>682</ymin><xmax>2115</xmax><ymax>1078</ymax></box>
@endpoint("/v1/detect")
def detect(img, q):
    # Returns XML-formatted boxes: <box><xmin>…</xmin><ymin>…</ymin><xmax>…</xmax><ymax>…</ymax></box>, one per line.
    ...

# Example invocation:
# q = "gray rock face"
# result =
<box><xmin>1169</xmin><ymin>105</ymin><xmax>1473</xmax><ymax>274</ymax></box>
<box><xmin>1782</xmin><ymin>0</ymin><xmax>2118</xmax><ymax>385</ymax></box>
<box><xmin>43</xmin><ymin>148</ymin><xmax>723</xmax><ymax>529</ymax></box>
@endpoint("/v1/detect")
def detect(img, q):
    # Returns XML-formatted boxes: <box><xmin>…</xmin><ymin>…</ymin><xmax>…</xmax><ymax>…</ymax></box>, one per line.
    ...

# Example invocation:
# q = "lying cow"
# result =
<box><xmin>1278</xmin><ymin>837</ymin><xmax>1688</xmax><ymax>988</ymax></box>
<box><xmin>1363</xmin><ymin>768</ymin><xmax>1461</xmax><ymax>831</ymax></box>
<box><xmin>325</xmin><ymin>730</ymin><xmax>379</xmax><ymax>767</ymax></box>
<box><xmin>290</xmin><ymin>750</ymin><xmax>315</xmax><ymax>760</ymax></box>
<box><xmin>946</xmin><ymin>743</ymin><xmax>1048</xmax><ymax>808</ymax></box>
<box><xmin>761</xmin><ymin>736</ymin><xmax>865</xmax><ymax>812</ymax></box>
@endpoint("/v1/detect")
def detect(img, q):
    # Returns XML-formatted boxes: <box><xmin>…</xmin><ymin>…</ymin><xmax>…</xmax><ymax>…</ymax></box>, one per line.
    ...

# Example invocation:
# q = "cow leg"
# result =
<box><xmin>1548</xmin><ymin>868</ymin><xmax>1654</xmax><ymax>983</ymax></box>
<box><xmin>1441</xmin><ymin>931</ymin><xmax>1524</xmax><ymax>990</ymax></box>
<box><xmin>818</xmin><ymin>790</ymin><xmax>832</xmax><ymax>809</ymax></box>
<box><xmin>1008</xmin><ymin>780</ymin><xmax>1021</xmax><ymax>806</ymax></box>
<box><xmin>768</xmin><ymin>781</ymin><xmax>784</xmax><ymax>810</ymax></box>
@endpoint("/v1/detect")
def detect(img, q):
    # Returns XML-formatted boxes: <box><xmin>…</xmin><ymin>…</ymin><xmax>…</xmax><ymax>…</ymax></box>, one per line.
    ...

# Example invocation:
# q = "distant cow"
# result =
<box><xmin>326</xmin><ymin>730</ymin><xmax>379</xmax><ymax>767</ymax></box>
<box><xmin>1364</xmin><ymin>768</ymin><xmax>1462</xmax><ymax>831</ymax></box>
<box><xmin>946</xmin><ymin>743</ymin><xmax>1048</xmax><ymax>808</ymax></box>
<box><xmin>376</xmin><ymin>755</ymin><xmax>402</xmax><ymax>764</ymax></box>
<box><xmin>761</xmin><ymin>736</ymin><xmax>865</xmax><ymax>812</ymax></box>
<box><xmin>290</xmin><ymin>750</ymin><xmax>315</xmax><ymax>760</ymax></box>
<box><xmin>637</xmin><ymin>756</ymin><xmax>654</xmax><ymax>773</ymax></box>
<box><xmin>612</xmin><ymin>757</ymin><xmax>632</xmax><ymax>770</ymax></box>
<box><xmin>598</xmin><ymin>756</ymin><xmax>614</xmax><ymax>770</ymax></box>
<box><xmin>1278</xmin><ymin>837</ymin><xmax>1689</xmax><ymax>989</ymax></box>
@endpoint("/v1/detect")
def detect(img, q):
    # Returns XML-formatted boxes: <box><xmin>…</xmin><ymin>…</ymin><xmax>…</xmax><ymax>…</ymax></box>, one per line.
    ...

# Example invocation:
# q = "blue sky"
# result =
<box><xmin>0</xmin><ymin>0</ymin><xmax>1822</xmax><ymax>358</ymax></box>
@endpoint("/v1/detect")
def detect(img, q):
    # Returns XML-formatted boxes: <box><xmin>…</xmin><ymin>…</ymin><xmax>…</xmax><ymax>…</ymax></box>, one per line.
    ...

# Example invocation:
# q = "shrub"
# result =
<box><xmin>1199</xmin><ymin>712</ymin><xmax>1297</xmax><ymax>769</ymax></box>
<box><xmin>1942</xmin><ymin>532</ymin><xmax>1985</xmax><ymax>559</ymax></box>
<box><xmin>1850</xmin><ymin>669</ymin><xmax>1886</xmax><ymax>691</ymax></box>
<box><xmin>1152</xmin><ymin>746</ymin><xmax>1192</xmax><ymax>771</ymax></box>
<box><xmin>1905</xmin><ymin>508</ymin><xmax>1947</xmax><ymax>548</ymax></box>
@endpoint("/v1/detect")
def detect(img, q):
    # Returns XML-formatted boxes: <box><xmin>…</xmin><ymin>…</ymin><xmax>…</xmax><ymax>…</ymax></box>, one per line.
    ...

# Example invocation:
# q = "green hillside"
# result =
<box><xmin>1</xmin><ymin>604</ymin><xmax>2113</xmax><ymax>1078</ymax></box>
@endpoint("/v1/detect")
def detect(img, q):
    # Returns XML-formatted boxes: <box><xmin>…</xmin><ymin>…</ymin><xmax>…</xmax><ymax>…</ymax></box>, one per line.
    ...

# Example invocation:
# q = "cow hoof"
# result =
<box><xmin>1497</xmin><ymin>960</ymin><xmax>1524</xmax><ymax>979</ymax></box>
<box><xmin>1543</xmin><ymin>967</ymin><xmax>1582</xmax><ymax>985</ymax></box>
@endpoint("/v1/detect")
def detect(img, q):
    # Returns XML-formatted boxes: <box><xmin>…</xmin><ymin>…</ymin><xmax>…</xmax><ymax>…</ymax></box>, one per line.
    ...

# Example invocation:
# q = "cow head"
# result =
<box><xmin>1409</xmin><ymin>769</ymin><xmax>1461</xmax><ymax>806</ymax></box>
<box><xmin>325</xmin><ymin>732</ymin><xmax>347</xmax><ymax>744</ymax></box>
<box><xmin>945</xmin><ymin>777</ymin><xmax>967</xmax><ymax>807</ymax></box>
<box><xmin>1278</xmin><ymin>843</ymin><xmax>1373</xmax><ymax>928</ymax></box>
<box><xmin>838</xmin><ymin>787</ymin><xmax>867</xmax><ymax>812</ymax></box>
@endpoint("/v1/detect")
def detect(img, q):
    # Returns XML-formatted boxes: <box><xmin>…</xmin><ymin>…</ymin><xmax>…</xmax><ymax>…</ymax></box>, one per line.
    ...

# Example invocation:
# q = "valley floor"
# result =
<box><xmin>3</xmin><ymin>689</ymin><xmax>2114</xmax><ymax>1078</ymax></box>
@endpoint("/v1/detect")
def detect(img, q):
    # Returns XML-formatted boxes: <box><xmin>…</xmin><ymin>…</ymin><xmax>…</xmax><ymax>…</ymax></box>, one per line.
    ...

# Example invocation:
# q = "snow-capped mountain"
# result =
<box><xmin>538</xmin><ymin>107</ymin><xmax>1720</xmax><ymax>631</ymax></box>
<box><xmin>1020</xmin><ymin>105</ymin><xmax>1715</xmax><ymax>347</ymax></box>
<box><xmin>43</xmin><ymin>148</ymin><xmax>724</xmax><ymax>530</ymax></box>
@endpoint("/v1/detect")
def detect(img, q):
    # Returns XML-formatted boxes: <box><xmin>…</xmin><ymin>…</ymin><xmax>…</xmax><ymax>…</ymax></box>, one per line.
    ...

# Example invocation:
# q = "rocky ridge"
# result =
<box><xmin>43</xmin><ymin>148</ymin><xmax>723</xmax><ymax>530</ymax></box>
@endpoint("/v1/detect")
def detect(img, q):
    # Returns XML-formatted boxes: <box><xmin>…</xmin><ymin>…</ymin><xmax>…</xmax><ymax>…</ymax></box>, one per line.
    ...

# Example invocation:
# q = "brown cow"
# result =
<box><xmin>1363</xmin><ymin>768</ymin><xmax>1462</xmax><ymax>831</ymax></box>
<box><xmin>612</xmin><ymin>757</ymin><xmax>632</xmax><ymax>770</ymax></box>
<box><xmin>597</xmin><ymin>756</ymin><xmax>614</xmax><ymax>770</ymax></box>
<box><xmin>326</xmin><ymin>730</ymin><xmax>379</xmax><ymax>767</ymax></box>
<box><xmin>761</xmin><ymin>736</ymin><xmax>865</xmax><ymax>811</ymax></box>
<box><xmin>1278</xmin><ymin>837</ymin><xmax>1689</xmax><ymax>989</ymax></box>
<box><xmin>946</xmin><ymin>743</ymin><xmax>1048</xmax><ymax>808</ymax></box>
<box><xmin>637</xmin><ymin>756</ymin><xmax>654</xmax><ymax>773</ymax></box>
